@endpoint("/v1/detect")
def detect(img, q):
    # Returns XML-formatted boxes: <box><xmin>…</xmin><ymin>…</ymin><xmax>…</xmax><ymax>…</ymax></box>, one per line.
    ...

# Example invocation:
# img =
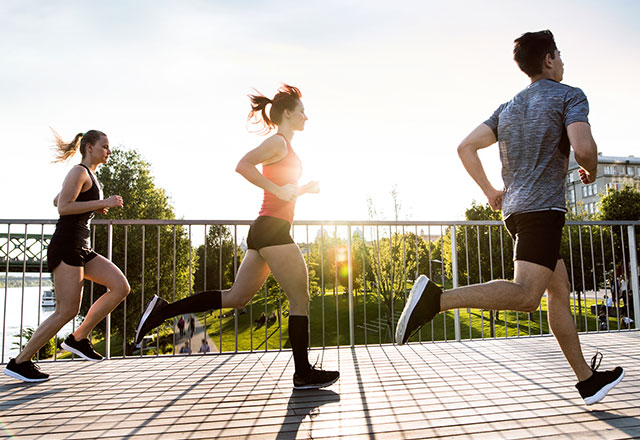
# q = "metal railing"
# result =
<box><xmin>1</xmin><ymin>218</ymin><xmax>638</xmax><ymax>363</ymax></box>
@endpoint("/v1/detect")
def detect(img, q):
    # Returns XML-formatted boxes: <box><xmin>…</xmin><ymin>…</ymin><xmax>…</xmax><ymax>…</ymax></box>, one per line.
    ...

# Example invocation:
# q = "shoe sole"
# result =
<box><xmin>584</xmin><ymin>369</ymin><xmax>625</xmax><ymax>405</ymax></box>
<box><xmin>60</xmin><ymin>342</ymin><xmax>103</xmax><ymax>362</ymax></box>
<box><xmin>293</xmin><ymin>375</ymin><xmax>340</xmax><ymax>390</ymax></box>
<box><xmin>135</xmin><ymin>295</ymin><xmax>160</xmax><ymax>344</ymax></box>
<box><xmin>3</xmin><ymin>367</ymin><xmax>49</xmax><ymax>382</ymax></box>
<box><xmin>395</xmin><ymin>275</ymin><xmax>429</xmax><ymax>345</ymax></box>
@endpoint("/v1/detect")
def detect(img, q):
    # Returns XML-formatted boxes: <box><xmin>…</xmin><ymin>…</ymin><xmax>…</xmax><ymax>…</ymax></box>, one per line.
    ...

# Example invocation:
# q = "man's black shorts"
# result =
<box><xmin>247</xmin><ymin>216</ymin><xmax>294</xmax><ymax>251</ymax></box>
<box><xmin>504</xmin><ymin>210</ymin><xmax>565</xmax><ymax>271</ymax></box>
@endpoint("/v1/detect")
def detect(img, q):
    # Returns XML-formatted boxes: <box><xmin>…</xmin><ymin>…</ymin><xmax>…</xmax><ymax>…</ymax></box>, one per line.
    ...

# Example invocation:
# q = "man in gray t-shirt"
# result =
<box><xmin>396</xmin><ymin>30</ymin><xmax>623</xmax><ymax>405</ymax></box>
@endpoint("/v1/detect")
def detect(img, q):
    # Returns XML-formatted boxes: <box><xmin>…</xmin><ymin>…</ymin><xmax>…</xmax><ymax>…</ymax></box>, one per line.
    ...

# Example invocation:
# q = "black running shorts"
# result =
<box><xmin>47</xmin><ymin>237</ymin><xmax>98</xmax><ymax>272</ymax></box>
<box><xmin>504</xmin><ymin>210</ymin><xmax>565</xmax><ymax>271</ymax></box>
<box><xmin>247</xmin><ymin>216</ymin><xmax>294</xmax><ymax>251</ymax></box>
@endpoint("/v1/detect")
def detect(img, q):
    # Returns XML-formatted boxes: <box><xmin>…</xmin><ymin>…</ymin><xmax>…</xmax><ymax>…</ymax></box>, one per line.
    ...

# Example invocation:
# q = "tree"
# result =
<box><xmin>82</xmin><ymin>148</ymin><xmax>194</xmax><ymax>350</ymax></box>
<box><xmin>598</xmin><ymin>185</ymin><xmax>640</xmax><ymax>221</ymax></box>
<box><xmin>193</xmin><ymin>225</ymin><xmax>241</xmax><ymax>292</ymax></box>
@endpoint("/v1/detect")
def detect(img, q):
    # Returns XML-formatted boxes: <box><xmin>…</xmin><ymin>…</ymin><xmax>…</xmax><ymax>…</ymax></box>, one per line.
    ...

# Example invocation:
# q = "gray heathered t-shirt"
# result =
<box><xmin>483</xmin><ymin>78</ymin><xmax>590</xmax><ymax>218</ymax></box>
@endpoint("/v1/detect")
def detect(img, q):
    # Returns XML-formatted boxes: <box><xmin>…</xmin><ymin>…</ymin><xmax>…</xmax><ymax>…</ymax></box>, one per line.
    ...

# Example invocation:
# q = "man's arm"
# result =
<box><xmin>457</xmin><ymin>123</ymin><xmax>502</xmax><ymax>210</ymax></box>
<box><xmin>567</xmin><ymin>122</ymin><xmax>598</xmax><ymax>184</ymax></box>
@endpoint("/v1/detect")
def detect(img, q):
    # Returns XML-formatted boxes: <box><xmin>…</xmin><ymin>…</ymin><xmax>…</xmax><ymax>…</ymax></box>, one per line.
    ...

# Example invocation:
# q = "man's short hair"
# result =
<box><xmin>513</xmin><ymin>30</ymin><xmax>558</xmax><ymax>78</ymax></box>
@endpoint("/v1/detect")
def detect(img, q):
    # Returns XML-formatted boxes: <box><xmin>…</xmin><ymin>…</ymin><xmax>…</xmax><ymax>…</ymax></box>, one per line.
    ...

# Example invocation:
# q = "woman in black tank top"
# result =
<box><xmin>4</xmin><ymin>130</ymin><xmax>131</xmax><ymax>383</ymax></box>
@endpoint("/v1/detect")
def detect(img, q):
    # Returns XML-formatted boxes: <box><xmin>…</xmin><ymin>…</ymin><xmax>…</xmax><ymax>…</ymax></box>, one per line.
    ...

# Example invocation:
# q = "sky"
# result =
<box><xmin>1</xmin><ymin>0</ymin><xmax>639</xmax><ymax>222</ymax></box>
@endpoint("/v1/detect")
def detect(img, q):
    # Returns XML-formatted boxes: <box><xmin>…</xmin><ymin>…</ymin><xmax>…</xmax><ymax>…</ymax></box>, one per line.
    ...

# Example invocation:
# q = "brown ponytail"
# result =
<box><xmin>248</xmin><ymin>84</ymin><xmax>302</xmax><ymax>135</ymax></box>
<box><xmin>51</xmin><ymin>128</ymin><xmax>106</xmax><ymax>163</ymax></box>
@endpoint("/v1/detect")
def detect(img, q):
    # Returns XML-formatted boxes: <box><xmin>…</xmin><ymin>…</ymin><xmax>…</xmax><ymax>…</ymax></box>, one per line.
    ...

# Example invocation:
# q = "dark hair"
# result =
<box><xmin>513</xmin><ymin>30</ymin><xmax>558</xmax><ymax>78</ymax></box>
<box><xmin>248</xmin><ymin>84</ymin><xmax>302</xmax><ymax>134</ymax></box>
<box><xmin>52</xmin><ymin>129</ymin><xmax>106</xmax><ymax>162</ymax></box>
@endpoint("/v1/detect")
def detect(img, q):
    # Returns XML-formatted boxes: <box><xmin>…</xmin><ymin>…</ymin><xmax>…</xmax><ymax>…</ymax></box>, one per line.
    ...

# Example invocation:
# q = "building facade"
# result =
<box><xmin>566</xmin><ymin>153</ymin><xmax>640</xmax><ymax>215</ymax></box>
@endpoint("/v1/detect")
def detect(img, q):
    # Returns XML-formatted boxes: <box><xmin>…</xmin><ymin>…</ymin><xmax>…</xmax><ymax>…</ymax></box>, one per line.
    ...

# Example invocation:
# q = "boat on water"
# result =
<box><xmin>41</xmin><ymin>289</ymin><xmax>56</xmax><ymax>307</ymax></box>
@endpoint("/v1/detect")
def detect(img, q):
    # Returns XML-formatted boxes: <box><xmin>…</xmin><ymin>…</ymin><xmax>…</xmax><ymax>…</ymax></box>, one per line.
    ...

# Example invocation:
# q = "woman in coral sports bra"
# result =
<box><xmin>135</xmin><ymin>84</ymin><xmax>339</xmax><ymax>389</ymax></box>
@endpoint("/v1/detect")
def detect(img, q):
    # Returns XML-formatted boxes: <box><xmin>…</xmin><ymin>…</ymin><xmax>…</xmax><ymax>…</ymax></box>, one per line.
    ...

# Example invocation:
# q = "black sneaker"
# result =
<box><xmin>293</xmin><ymin>365</ymin><xmax>340</xmax><ymax>390</ymax></box>
<box><xmin>61</xmin><ymin>334</ymin><xmax>103</xmax><ymax>361</ymax></box>
<box><xmin>3</xmin><ymin>358</ymin><xmax>50</xmax><ymax>382</ymax></box>
<box><xmin>395</xmin><ymin>275</ymin><xmax>443</xmax><ymax>345</ymax></box>
<box><xmin>135</xmin><ymin>295</ymin><xmax>169</xmax><ymax>345</ymax></box>
<box><xmin>576</xmin><ymin>352</ymin><xmax>624</xmax><ymax>405</ymax></box>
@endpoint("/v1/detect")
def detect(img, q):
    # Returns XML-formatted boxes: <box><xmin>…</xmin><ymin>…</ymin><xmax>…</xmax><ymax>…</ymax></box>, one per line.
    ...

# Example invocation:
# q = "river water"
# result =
<box><xmin>0</xmin><ymin>283</ymin><xmax>76</xmax><ymax>363</ymax></box>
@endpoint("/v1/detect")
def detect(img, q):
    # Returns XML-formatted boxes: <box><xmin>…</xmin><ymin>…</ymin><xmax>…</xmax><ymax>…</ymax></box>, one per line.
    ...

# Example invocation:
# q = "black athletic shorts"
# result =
<box><xmin>247</xmin><ymin>216</ymin><xmax>294</xmax><ymax>251</ymax></box>
<box><xmin>47</xmin><ymin>236</ymin><xmax>98</xmax><ymax>272</ymax></box>
<box><xmin>504</xmin><ymin>210</ymin><xmax>565</xmax><ymax>271</ymax></box>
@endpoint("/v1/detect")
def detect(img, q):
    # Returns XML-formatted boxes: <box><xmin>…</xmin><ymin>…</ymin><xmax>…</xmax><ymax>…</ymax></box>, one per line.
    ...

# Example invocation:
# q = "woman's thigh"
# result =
<box><xmin>259</xmin><ymin>244</ymin><xmax>308</xmax><ymax>301</ymax></box>
<box><xmin>83</xmin><ymin>254</ymin><xmax>129</xmax><ymax>292</ymax></box>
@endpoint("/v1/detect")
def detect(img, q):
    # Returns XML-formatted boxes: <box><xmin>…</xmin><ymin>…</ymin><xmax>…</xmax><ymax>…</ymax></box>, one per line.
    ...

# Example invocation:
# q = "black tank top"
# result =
<box><xmin>53</xmin><ymin>163</ymin><xmax>102</xmax><ymax>247</ymax></box>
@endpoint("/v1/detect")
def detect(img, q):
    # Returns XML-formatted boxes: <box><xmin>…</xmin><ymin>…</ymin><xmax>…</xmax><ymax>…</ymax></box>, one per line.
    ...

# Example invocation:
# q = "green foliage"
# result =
<box><xmin>598</xmin><ymin>185</ymin><xmax>640</xmax><ymax>221</ymax></box>
<box><xmin>82</xmin><ymin>148</ymin><xmax>194</xmax><ymax>350</ymax></box>
<box><xmin>193</xmin><ymin>225</ymin><xmax>242</xmax><ymax>292</ymax></box>
<box><xmin>13</xmin><ymin>327</ymin><xmax>60</xmax><ymax>360</ymax></box>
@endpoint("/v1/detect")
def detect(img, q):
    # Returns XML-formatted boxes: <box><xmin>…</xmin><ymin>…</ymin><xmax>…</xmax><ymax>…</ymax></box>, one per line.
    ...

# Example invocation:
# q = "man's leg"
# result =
<box><xmin>546</xmin><ymin>259</ymin><xmax>592</xmax><ymax>381</ymax></box>
<box><xmin>440</xmin><ymin>260</ymin><xmax>553</xmax><ymax>312</ymax></box>
<box><xmin>397</xmin><ymin>260</ymin><xmax>553</xmax><ymax>344</ymax></box>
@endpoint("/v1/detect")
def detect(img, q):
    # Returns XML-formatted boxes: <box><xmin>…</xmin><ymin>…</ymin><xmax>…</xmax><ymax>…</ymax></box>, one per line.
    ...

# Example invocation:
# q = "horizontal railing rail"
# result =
<box><xmin>1</xmin><ymin>218</ymin><xmax>638</xmax><ymax>363</ymax></box>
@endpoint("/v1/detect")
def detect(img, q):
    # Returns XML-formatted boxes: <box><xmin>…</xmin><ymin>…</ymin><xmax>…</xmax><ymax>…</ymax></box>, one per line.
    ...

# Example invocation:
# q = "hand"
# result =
<box><xmin>98</xmin><ymin>207</ymin><xmax>109</xmax><ymax>215</ymax></box>
<box><xmin>104</xmin><ymin>195</ymin><xmax>124</xmax><ymax>208</ymax></box>
<box><xmin>303</xmin><ymin>180</ymin><xmax>320</xmax><ymax>194</ymax></box>
<box><xmin>579</xmin><ymin>168</ymin><xmax>595</xmax><ymax>184</ymax></box>
<box><xmin>275</xmin><ymin>184</ymin><xmax>298</xmax><ymax>202</ymax></box>
<box><xmin>486</xmin><ymin>188</ymin><xmax>503</xmax><ymax>211</ymax></box>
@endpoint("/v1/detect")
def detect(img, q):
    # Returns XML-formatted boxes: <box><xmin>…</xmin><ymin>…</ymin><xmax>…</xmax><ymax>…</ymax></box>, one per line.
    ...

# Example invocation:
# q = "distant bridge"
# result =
<box><xmin>1</xmin><ymin>232</ymin><xmax>53</xmax><ymax>272</ymax></box>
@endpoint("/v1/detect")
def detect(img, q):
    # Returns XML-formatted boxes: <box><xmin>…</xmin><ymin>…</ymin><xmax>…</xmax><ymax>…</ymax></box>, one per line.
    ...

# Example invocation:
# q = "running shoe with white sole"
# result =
<box><xmin>395</xmin><ymin>274</ymin><xmax>443</xmax><ymax>345</ymax></box>
<box><xmin>3</xmin><ymin>358</ymin><xmax>49</xmax><ymax>382</ymax></box>
<box><xmin>576</xmin><ymin>352</ymin><xmax>624</xmax><ymax>405</ymax></box>
<box><xmin>61</xmin><ymin>334</ymin><xmax>103</xmax><ymax>361</ymax></box>
<box><xmin>293</xmin><ymin>366</ymin><xmax>340</xmax><ymax>390</ymax></box>
<box><xmin>135</xmin><ymin>295</ymin><xmax>169</xmax><ymax>345</ymax></box>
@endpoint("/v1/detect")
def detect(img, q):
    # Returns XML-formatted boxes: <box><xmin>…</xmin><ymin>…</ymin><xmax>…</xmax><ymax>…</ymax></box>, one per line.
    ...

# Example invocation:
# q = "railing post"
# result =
<box><xmin>451</xmin><ymin>226</ymin><xmax>461</xmax><ymax>341</ymax></box>
<box><xmin>106</xmin><ymin>223</ymin><xmax>112</xmax><ymax>359</ymax></box>
<box><xmin>348</xmin><ymin>225</ymin><xmax>354</xmax><ymax>347</ymax></box>
<box><xmin>628</xmin><ymin>225</ymin><xmax>640</xmax><ymax>330</ymax></box>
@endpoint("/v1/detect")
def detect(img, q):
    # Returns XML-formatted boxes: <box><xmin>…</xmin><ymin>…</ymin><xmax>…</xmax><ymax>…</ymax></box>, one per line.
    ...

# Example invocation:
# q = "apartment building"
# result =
<box><xmin>566</xmin><ymin>153</ymin><xmax>640</xmax><ymax>215</ymax></box>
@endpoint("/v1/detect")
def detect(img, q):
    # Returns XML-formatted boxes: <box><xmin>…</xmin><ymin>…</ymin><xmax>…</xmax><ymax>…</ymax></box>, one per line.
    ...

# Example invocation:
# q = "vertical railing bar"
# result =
<box><xmin>589</xmin><ymin>226</ymin><xmax>598</xmax><ymax>334</ymax></box>
<box><xmin>1</xmin><ymin>224</ymin><xmax>10</xmax><ymax>363</ymax></box>
<box><xmin>465</xmin><ymin>226</ymin><xmax>472</xmax><ymax>340</ymax></box>
<box><xmin>500</xmin><ymin>226</ymin><xmax>507</xmax><ymax>338</ymax></box>
<box><xmin>567</xmin><ymin>225</ymin><xmax>577</xmax><ymax>326</ymax></box>
<box><xmin>363</xmin><ymin>225</ymin><xmax>368</xmax><ymax>346</ymax></box>
<box><xmin>105</xmin><ymin>223</ymin><xmax>113</xmax><ymax>359</ymax></box>
<box><xmin>488</xmin><ymin>226</ymin><xmax>497</xmax><ymax>338</ymax></box>
<box><xmin>155</xmin><ymin>225</ymin><xmax>160</xmax><ymax>356</ymax></box>
<box><xmin>578</xmin><ymin>226</ymin><xmax>588</xmax><ymax>332</ymax></box>
<box><xmin>627</xmin><ymin>225</ymin><xmax>640</xmax><ymax>330</ymax></box>
<box><xmin>608</xmin><ymin>226</ymin><xmax>619</xmax><ymax>330</ymax></box>
<box><xmin>222</xmin><ymin>227</ymin><xmax>226</xmax><ymax>353</ymax></box>
<box><xmin>123</xmin><ymin>225</ymin><xmax>128</xmax><ymax>357</ymax></box>
<box><xmin>477</xmin><ymin>225</ymin><xmax>484</xmax><ymax>339</ymax></box>
<box><xmin>320</xmin><ymin>225</ymin><xmax>325</xmax><ymax>349</ymax></box>
<box><xmin>233</xmin><ymin>225</ymin><xmax>238</xmax><ymax>353</ymax></box>
<box><xmin>427</xmin><ymin>225</ymin><xmax>433</xmax><ymax>342</ymax></box>
<box><xmin>376</xmin><ymin>226</ymin><xmax>382</xmax><ymax>344</ymax></box>
<box><xmin>598</xmin><ymin>225</ymin><xmax>609</xmax><ymax>331</ymax></box>
<box><xmin>172</xmin><ymin>225</ymin><xmax>176</xmax><ymax>354</ymax></box>
<box><xmin>335</xmin><ymin>225</ymin><xmax>339</xmax><ymax>347</ymax></box>
<box><xmin>619</xmin><ymin>225</ymin><xmax>630</xmax><ymax>331</ymax></box>
<box><xmin>203</xmin><ymin>225</ymin><xmax>207</xmax><ymax>348</ymax></box>
<box><xmin>389</xmin><ymin>225</ymin><xmax>394</xmax><ymax>342</ymax></box>
<box><xmin>19</xmin><ymin>225</ymin><xmax>28</xmax><ymax>358</ymax></box>
<box><xmin>140</xmin><ymin>225</ymin><xmax>145</xmax><ymax>358</ymax></box>
<box><xmin>36</xmin><ymin>224</ymin><xmax>45</xmax><ymax>361</ymax></box>
<box><xmin>348</xmin><ymin>225</ymin><xmax>354</xmax><ymax>347</ymax></box>
<box><xmin>451</xmin><ymin>225</ymin><xmax>460</xmax><ymax>341</ymax></box>
<box><xmin>440</xmin><ymin>225</ymin><xmax>446</xmax><ymax>342</ymax></box>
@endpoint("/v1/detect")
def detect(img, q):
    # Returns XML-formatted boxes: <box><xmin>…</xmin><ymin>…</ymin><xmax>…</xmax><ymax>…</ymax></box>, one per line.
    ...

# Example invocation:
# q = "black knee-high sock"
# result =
<box><xmin>158</xmin><ymin>290</ymin><xmax>222</xmax><ymax>322</ymax></box>
<box><xmin>289</xmin><ymin>315</ymin><xmax>311</xmax><ymax>375</ymax></box>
